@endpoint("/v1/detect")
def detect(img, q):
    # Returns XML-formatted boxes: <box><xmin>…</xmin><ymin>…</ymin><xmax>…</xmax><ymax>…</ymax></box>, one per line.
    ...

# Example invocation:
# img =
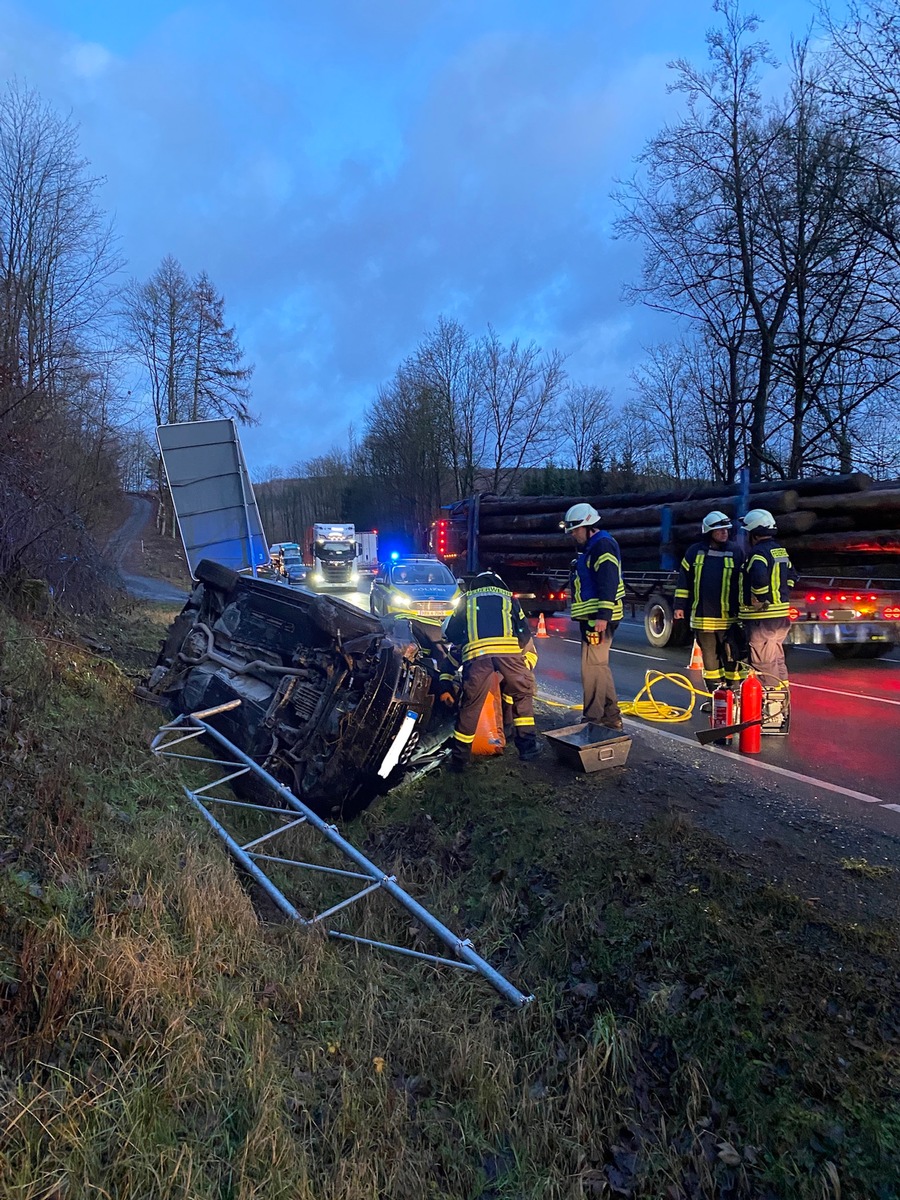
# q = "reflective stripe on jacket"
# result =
<box><xmin>739</xmin><ymin>540</ymin><xmax>796</xmax><ymax>620</ymax></box>
<box><xmin>570</xmin><ymin>529</ymin><xmax>625</xmax><ymax>621</ymax></box>
<box><xmin>674</xmin><ymin>540</ymin><xmax>743</xmax><ymax>631</ymax></box>
<box><xmin>442</xmin><ymin>585</ymin><xmax>529</xmax><ymax>663</ymax></box>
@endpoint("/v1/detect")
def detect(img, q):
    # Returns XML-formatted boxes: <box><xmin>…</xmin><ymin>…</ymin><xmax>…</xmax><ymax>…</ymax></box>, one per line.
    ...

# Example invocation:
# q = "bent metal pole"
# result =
<box><xmin>151</xmin><ymin>709</ymin><xmax>534</xmax><ymax>1009</ymax></box>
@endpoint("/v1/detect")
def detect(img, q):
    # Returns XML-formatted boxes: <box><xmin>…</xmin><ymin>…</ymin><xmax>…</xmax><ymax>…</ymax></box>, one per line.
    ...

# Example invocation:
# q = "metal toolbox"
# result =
<box><xmin>544</xmin><ymin>722</ymin><xmax>632</xmax><ymax>773</ymax></box>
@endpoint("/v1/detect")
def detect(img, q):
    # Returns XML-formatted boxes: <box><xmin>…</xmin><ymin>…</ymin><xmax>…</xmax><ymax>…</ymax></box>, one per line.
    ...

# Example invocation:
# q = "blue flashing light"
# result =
<box><xmin>390</xmin><ymin>551</ymin><xmax>399</xmax><ymax>560</ymax></box>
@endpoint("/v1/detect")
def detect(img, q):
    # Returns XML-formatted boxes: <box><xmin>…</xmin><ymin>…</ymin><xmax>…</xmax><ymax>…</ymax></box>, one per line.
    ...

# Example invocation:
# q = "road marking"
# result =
<box><xmin>790</xmin><ymin>682</ymin><xmax>900</xmax><ymax>708</ymax></box>
<box><xmin>560</xmin><ymin>638</ymin><xmax>666</xmax><ymax>661</ymax></box>
<box><xmin>619</xmin><ymin>720</ymin><xmax>892</xmax><ymax>807</ymax></box>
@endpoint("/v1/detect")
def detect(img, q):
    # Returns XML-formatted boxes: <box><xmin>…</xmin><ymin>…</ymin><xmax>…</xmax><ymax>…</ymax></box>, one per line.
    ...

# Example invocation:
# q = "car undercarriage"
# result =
<box><xmin>145</xmin><ymin>561</ymin><xmax>455</xmax><ymax>819</ymax></box>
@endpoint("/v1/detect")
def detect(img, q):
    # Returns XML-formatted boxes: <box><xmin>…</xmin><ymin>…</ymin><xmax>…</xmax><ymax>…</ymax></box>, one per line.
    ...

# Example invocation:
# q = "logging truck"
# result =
<box><xmin>437</xmin><ymin>476</ymin><xmax>900</xmax><ymax>659</ymax></box>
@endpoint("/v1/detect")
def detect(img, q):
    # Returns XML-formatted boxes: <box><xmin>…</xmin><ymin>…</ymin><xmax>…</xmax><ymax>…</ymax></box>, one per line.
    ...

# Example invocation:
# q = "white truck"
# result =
<box><xmin>356</xmin><ymin>531</ymin><xmax>379</xmax><ymax>579</ymax></box>
<box><xmin>306</xmin><ymin>523</ymin><xmax>358</xmax><ymax>590</ymax></box>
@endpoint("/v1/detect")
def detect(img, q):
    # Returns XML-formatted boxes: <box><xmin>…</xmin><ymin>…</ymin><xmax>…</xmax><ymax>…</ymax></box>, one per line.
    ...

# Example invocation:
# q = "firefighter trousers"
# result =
<box><xmin>695</xmin><ymin>629</ymin><xmax>741</xmax><ymax>690</ymax></box>
<box><xmin>581</xmin><ymin>630</ymin><xmax>621</xmax><ymax>726</ymax></box>
<box><xmin>746</xmin><ymin>616</ymin><xmax>790</xmax><ymax>685</ymax></box>
<box><xmin>453</xmin><ymin>655</ymin><xmax>537</xmax><ymax>766</ymax></box>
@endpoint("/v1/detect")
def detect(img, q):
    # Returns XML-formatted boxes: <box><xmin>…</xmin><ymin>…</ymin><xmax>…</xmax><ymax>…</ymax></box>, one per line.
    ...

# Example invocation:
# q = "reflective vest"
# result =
<box><xmin>570</xmin><ymin>529</ymin><xmax>625</xmax><ymax>622</ymax></box>
<box><xmin>740</xmin><ymin>539</ymin><xmax>797</xmax><ymax>620</ymax></box>
<box><xmin>674</xmin><ymin>540</ymin><xmax>743</xmax><ymax>631</ymax></box>
<box><xmin>443</xmin><ymin>586</ymin><xmax>529</xmax><ymax>663</ymax></box>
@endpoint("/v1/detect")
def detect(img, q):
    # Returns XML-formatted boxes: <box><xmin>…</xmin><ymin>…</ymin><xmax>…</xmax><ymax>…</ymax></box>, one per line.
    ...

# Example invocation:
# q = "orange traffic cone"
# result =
<box><xmin>687</xmin><ymin>639</ymin><xmax>703</xmax><ymax>670</ymax></box>
<box><xmin>536</xmin><ymin>612</ymin><xmax>548</xmax><ymax>638</ymax></box>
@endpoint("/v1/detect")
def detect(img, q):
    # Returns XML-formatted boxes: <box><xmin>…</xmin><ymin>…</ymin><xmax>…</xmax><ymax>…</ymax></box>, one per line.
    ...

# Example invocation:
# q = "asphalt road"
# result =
<box><xmin>242</xmin><ymin>579</ymin><xmax>900</xmax><ymax>833</ymax></box>
<box><xmin>109</xmin><ymin>496</ymin><xmax>192</xmax><ymax>605</ymax></box>
<box><xmin>533</xmin><ymin>612</ymin><xmax>900</xmax><ymax>827</ymax></box>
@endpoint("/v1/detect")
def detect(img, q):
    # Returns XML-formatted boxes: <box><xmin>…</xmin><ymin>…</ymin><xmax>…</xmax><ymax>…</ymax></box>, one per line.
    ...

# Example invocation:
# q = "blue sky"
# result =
<box><xmin>1</xmin><ymin>0</ymin><xmax>818</xmax><ymax>476</ymax></box>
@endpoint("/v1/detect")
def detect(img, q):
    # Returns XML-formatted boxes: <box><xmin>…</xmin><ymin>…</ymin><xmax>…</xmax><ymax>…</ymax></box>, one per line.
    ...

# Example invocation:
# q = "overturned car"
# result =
<box><xmin>145</xmin><ymin>560</ymin><xmax>456</xmax><ymax>819</ymax></box>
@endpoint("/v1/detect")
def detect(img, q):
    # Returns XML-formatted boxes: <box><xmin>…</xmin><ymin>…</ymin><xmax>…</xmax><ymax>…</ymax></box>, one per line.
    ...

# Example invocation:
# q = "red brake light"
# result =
<box><xmin>855</xmin><ymin>594</ymin><xmax>862</xmax><ymax>601</ymax></box>
<box><xmin>806</xmin><ymin>593</ymin><xmax>817</xmax><ymax>602</ymax></box>
<box><xmin>839</xmin><ymin>594</ymin><xmax>847</xmax><ymax>601</ymax></box>
<box><xmin>870</xmin><ymin>594</ymin><xmax>878</xmax><ymax>601</ymax></box>
<box><xmin>825</xmin><ymin>594</ymin><xmax>832</xmax><ymax>601</ymax></box>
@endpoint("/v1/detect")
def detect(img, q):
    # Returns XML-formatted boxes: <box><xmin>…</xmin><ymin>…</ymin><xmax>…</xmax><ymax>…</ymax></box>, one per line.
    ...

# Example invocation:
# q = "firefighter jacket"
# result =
<box><xmin>570</xmin><ymin>529</ymin><xmax>625</xmax><ymax>623</ymax></box>
<box><xmin>739</xmin><ymin>538</ymin><xmax>797</xmax><ymax>620</ymax></box>
<box><xmin>674</xmin><ymin>540</ymin><xmax>744</xmax><ymax>631</ymax></box>
<box><xmin>443</xmin><ymin>584</ymin><xmax>530</xmax><ymax>663</ymax></box>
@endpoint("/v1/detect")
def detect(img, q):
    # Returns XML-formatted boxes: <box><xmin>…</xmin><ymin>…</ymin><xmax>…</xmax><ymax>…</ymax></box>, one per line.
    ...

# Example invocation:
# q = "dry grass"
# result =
<box><xmin>0</xmin><ymin>603</ymin><xmax>897</xmax><ymax>1199</ymax></box>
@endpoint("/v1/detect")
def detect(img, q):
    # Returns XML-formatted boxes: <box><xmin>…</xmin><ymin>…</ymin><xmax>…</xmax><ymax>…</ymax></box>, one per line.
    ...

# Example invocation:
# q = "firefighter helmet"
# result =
<box><xmin>741</xmin><ymin>508</ymin><xmax>777</xmax><ymax>533</ymax></box>
<box><xmin>473</xmin><ymin>571</ymin><xmax>508</xmax><ymax>591</ymax></box>
<box><xmin>560</xmin><ymin>503</ymin><xmax>601</xmax><ymax>533</ymax></box>
<box><xmin>701</xmin><ymin>510</ymin><xmax>732</xmax><ymax>534</ymax></box>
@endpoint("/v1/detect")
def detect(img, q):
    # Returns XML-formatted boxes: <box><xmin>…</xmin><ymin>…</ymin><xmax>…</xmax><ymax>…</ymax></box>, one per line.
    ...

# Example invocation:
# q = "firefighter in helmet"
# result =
<box><xmin>561</xmin><ymin>503</ymin><xmax>625</xmax><ymax>730</ymax></box>
<box><xmin>739</xmin><ymin>508</ymin><xmax>797</xmax><ymax>685</ymax></box>
<box><xmin>674</xmin><ymin>511</ymin><xmax>744</xmax><ymax>693</ymax></box>
<box><xmin>442</xmin><ymin>571</ymin><xmax>539</xmax><ymax>772</ymax></box>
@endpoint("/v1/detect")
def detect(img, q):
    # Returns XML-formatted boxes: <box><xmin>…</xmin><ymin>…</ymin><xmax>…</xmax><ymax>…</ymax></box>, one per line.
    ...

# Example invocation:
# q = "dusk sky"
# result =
<box><xmin>2</xmin><ymin>0</ymin><xmax>822</xmax><ymax>477</ymax></box>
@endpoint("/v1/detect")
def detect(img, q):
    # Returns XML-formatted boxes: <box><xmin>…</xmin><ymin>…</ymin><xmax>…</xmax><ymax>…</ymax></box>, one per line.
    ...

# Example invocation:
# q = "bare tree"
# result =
<box><xmin>558</xmin><ymin>384</ymin><xmax>615</xmax><ymax>488</ymax></box>
<box><xmin>189</xmin><ymin>271</ymin><xmax>254</xmax><ymax>422</ymax></box>
<box><xmin>415</xmin><ymin>316</ymin><xmax>483</xmax><ymax>499</ymax></box>
<box><xmin>475</xmin><ymin>327</ymin><xmax>566</xmax><ymax>494</ymax></box>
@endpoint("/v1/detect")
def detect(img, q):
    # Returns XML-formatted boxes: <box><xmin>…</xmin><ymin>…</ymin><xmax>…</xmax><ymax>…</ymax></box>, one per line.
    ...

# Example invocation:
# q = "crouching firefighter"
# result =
<box><xmin>443</xmin><ymin>572</ymin><xmax>539</xmax><ymax>772</ymax></box>
<box><xmin>674</xmin><ymin>511</ymin><xmax>744</xmax><ymax>692</ymax></box>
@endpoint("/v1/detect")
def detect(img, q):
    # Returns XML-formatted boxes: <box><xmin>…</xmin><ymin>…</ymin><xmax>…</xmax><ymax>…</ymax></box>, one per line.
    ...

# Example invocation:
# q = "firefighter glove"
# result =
<box><xmin>524</xmin><ymin>650</ymin><xmax>538</xmax><ymax>671</ymax></box>
<box><xmin>584</xmin><ymin>621</ymin><xmax>601</xmax><ymax>646</ymax></box>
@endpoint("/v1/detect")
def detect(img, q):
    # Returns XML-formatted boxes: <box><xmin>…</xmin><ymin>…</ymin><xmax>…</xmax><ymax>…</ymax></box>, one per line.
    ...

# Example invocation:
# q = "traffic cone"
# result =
<box><xmin>536</xmin><ymin>612</ymin><xmax>548</xmax><ymax>638</ymax></box>
<box><xmin>687</xmin><ymin>639</ymin><xmax>703</xmax><ymax>670</ymax></box>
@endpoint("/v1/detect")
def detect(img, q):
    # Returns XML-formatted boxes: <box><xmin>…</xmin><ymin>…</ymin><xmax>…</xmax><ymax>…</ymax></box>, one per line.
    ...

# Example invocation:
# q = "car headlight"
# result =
<box><xmin>391</xmin><ymin>590</ymin><xmax>411</xmax><ymax>606</ymax></box>
<box><xmin>451</xmin><ymin>594</ymin><xmax>462</xmax><ymax>609</ymax></box>
<box><xmin>313</xmin><ymin>573</ymin><xmax>323</xmax><ymax>582</ymax></box>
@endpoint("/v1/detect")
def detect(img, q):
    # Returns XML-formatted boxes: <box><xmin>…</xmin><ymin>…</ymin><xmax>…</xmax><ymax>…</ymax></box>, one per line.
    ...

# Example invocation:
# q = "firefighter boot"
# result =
<box><xmin>449</xmin><ymin>743</ymin><xmax>471</xmax><ymax>774</ymax></box>
<box><xmin>516</xmin><ymin>732</ymin><xmax>540</xmax><ymax>762</ymax></box>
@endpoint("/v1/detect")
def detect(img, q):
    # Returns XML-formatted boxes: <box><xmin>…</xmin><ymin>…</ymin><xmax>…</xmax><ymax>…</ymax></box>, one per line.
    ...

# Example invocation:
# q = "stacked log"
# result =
<box><xmin>448</xmin><ymin>473</ymin><xmax>900</xmax><ymax>573</ymax></box>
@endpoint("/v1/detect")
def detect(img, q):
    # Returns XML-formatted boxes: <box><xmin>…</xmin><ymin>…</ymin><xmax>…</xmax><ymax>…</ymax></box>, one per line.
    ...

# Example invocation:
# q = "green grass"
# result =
<box><xmin>0</xmin><ymin>602</ymin><xmax>897</xmax><ymax>1199</ymax></box>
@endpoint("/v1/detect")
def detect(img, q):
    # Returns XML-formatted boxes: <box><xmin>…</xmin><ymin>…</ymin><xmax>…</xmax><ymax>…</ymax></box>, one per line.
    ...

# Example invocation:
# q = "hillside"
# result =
<box><xmin>0</xmin><ymin>596</ymin><xmax>897</xmax><ymax>1199</ymax></box>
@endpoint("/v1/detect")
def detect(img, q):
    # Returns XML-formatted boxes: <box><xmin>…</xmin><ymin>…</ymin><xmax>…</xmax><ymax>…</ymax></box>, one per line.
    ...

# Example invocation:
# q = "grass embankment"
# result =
<box><xmin>0</xmin><ymin>602</ymin><xmax>897</xmax><ymax>1199</ymax></box>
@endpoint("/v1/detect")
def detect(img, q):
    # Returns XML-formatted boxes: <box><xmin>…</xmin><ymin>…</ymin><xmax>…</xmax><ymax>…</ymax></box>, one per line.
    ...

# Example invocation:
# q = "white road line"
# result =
<box><xmin>560</xmin><ymin>637</ymin><xmax>666</xmax><ymax>661</ymax></box>
<box><xmin>619</xmin><ymin>719</ymin><xmax>893</xmax><ymax>807</ymax></box>
<box><xmin>790</xmin><ymin>681</ymin><xmax>900</xmax><ymax>708</ymax></box>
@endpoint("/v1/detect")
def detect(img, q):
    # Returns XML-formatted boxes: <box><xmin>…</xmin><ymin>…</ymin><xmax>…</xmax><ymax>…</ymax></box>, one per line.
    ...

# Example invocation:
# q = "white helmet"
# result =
<box><xmin>701</xmin><ymin>510</ymin><xmax>732</xmax><ymax>534</ymax></box>
<box><xmin>560</xmin><ymin>502</ymin><xmax>601</xmax><ymax>533</ymax></box>
<box><xmin>742</xmin><ymin>507</ymin><xmax>777</xmax><ymax>533</ymax></box>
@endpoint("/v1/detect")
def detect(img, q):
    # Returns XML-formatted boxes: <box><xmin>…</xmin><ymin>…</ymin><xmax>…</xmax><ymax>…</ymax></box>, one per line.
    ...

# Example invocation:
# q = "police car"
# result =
<box><xmin>369</xmin><ymin>556</ymin><xmax>462</xmax><ymax>621</ymax></box>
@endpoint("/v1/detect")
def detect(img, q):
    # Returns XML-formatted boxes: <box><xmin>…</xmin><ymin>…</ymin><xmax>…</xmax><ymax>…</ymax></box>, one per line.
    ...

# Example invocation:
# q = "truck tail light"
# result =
<box><xmin>788</xmin><ymin>607</ymin><xmax>800</xmax><ymax>621</ymax></box>
<box><xmin>806</xmin><ymin>593</ymin><xmax>817</xmax><ymax>602</ymax></box>
<box><xmin>884</xmin><ymin>606</ymin><xmax>900</xmax><ymax>620</ymax></box>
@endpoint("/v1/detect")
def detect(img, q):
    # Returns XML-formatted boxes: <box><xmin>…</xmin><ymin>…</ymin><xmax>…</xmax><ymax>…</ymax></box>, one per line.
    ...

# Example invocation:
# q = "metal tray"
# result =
<box><xmin>544</xmin><ymin>721</ymin><xmax>632</xmax><ymax>773</ymax></box>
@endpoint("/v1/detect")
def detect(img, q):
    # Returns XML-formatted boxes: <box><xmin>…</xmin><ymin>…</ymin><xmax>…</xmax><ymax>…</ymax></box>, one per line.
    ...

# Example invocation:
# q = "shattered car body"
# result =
<box><xmin>146</xmin><ymin>560</ymin><xmax>455</xmax><ymax>819</ymax></box>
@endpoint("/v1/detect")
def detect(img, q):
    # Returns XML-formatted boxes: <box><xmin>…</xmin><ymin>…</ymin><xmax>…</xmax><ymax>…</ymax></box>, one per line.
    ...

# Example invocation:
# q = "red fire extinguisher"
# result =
<box><xmin>739</xmin><ymin>672</ymin><xmax>763</xmax><ymax>754</ymax></box>
<box><xmin>710</xmin><ymin>684</ymin><xmax>734</xmax><ymax>744</ymax></box>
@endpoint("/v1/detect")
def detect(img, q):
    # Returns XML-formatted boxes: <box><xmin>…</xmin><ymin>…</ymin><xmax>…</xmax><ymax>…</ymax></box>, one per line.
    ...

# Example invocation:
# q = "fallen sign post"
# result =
<box><xmin>151</xmin><ymin>702</ymin><xmax>534</xmax><ymax>1009</ymax></box>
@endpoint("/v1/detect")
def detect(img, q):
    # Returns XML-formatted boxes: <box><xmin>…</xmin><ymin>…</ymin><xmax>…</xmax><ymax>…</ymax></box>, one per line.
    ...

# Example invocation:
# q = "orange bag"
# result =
<box><xmin>472</xmin><ymin>674</ymin><xmax>506</xmax><ymax>756</ymax></box>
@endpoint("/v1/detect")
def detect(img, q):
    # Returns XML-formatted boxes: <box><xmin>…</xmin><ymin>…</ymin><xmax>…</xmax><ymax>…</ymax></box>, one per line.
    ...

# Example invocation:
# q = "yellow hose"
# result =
<box><xmin>540</xmin><ymin>671</ymin><xmax>788</xmax><ymax>726</ymax></box>
<box><xmin>619</xmin><ymin>670</ymin><xmax>710</xmax><ymax>723</ymax></box>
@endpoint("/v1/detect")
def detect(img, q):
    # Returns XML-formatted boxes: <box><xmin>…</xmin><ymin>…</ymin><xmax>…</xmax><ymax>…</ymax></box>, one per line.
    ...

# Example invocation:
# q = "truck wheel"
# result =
<box><xmin>195</xmin><ymin>559</ymin><xmax>240</xmax><ymax>593</ymax></box>
<box><xmin>644</xmin><ymin>593</ymin><xmax>689</xmax><ymax>648</ymax></box>
<box><xmin>827</xmin><ymin>642</ymin><xmax>894</xmax><ymax>660</ymax></box>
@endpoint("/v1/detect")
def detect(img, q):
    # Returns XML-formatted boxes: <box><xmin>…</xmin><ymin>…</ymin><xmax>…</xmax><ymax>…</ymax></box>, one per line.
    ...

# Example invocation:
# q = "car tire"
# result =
<box><xmin>644</xmin><ymin>593</ymin><xmax>691</xmax><ymax>648</ymax></box>
<box><xmin>195</xmin><ymin>559</ymin><xmax>241</xmax><ymax>593</ymax></box>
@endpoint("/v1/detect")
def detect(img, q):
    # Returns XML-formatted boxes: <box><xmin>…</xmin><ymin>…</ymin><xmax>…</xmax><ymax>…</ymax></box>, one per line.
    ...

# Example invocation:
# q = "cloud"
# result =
<box><xmin>1</xmin><ymin>0</ymin><xmax>802</xmax><ymax>476</ymax></box>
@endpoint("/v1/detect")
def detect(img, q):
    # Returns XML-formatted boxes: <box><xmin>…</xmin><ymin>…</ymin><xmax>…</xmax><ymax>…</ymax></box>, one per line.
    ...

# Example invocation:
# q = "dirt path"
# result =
<box><xmin>108</xmin><ymin>496</ymin><xmax>189</xmax><ymax>605</ymax></box>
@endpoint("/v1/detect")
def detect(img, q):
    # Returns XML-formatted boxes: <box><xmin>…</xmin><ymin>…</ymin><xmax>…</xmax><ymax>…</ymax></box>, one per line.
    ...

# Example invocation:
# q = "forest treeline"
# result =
<box><xmin>5</xmin><ymin>1</ymin><xmax>900</xmax><ymax>597</ymax></box>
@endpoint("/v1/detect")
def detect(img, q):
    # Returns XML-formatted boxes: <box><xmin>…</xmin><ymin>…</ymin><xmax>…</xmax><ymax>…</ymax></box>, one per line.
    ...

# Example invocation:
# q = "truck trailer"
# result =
<box><xmin>437</xmin><ymin>479</ymin><xmax>900</xmax><ymax>658</ymax></box>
